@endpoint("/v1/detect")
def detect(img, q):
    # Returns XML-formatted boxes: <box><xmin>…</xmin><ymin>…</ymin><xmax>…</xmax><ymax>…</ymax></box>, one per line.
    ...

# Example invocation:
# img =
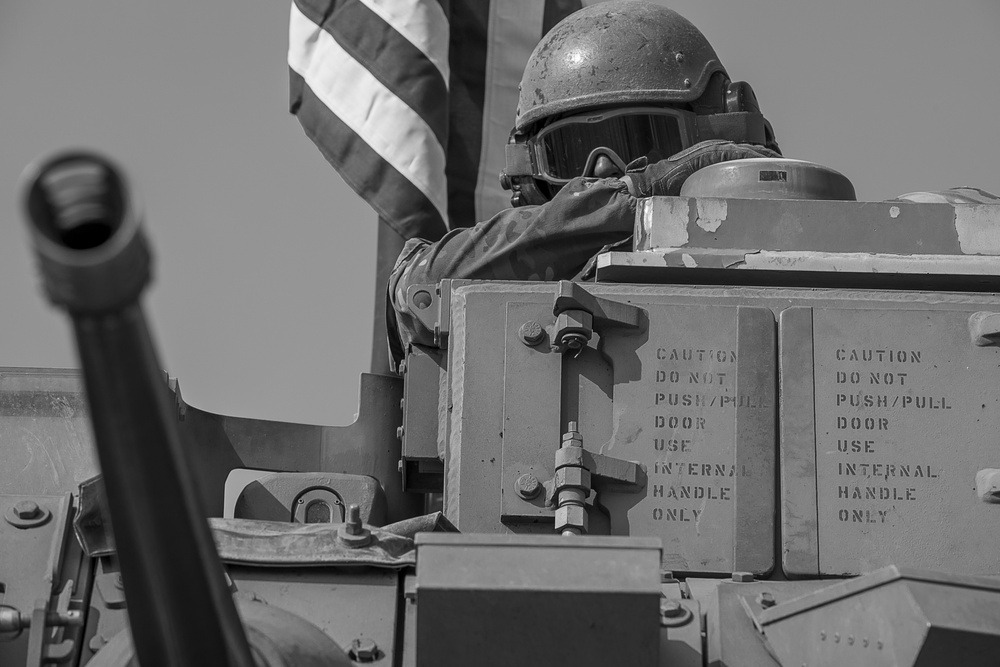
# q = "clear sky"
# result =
<box><xmin>2</xmin><ymin>0</ymin><xmax>999</xmax><ymax>426</ymax></box>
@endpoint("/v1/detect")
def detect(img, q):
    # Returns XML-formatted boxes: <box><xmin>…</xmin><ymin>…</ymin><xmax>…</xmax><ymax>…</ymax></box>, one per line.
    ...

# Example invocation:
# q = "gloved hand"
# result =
<box><xmin>621</xmin><ymin>140</ymin><xmax>782</xmax><ymax>197</ymax></box>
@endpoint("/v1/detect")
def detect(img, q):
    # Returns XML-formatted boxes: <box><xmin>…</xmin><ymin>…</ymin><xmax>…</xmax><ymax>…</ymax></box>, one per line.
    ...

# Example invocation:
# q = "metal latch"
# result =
<box><xmin>550</xmin><ymin>281</ymin><xmax>644</xmax><ymax>353</ymax></box>
<box><xmin>549</xmin><ymin>421</ymin><xmax>646</xmax><ymax>535</ymax></box>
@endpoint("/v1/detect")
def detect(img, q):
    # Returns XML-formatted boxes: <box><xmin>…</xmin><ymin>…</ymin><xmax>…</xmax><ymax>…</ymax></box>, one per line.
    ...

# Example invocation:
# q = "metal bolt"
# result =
<box><xmin>345</xmin><ymin>505</ymin><xmax>362</xmax><ymax>534</ymax></box>
<box><xmin>756</xmin><ymin>591</ymin><xmax>776</xmax><ymax>608</ymax></box>
<box><xmin>515</xmin><ymin>473</ymin><xmax>541</xmax><ymax>500</ymax></box>
<box><xmin>349</xmin><ymin>637</ymin><xmax>379</xmax><ymax>662</ymax></box>
<box><xmin>14</xmin><ymin>501</ymin><xmax>40</xmax><ymax>520</ymax></box>
<box><xmin>338</xmin><ymin>504</ymin><xmax>372</xmax><ymax>547</ymax></box>
<box><xmin>731</xmin><ymin>572</ymin><xmax>754</xmax><ymax>583</ymax></box>
<box><xmin>660</xmin><ymin>601</ymin><xmax>684</xmax><ymax>618</ymax></box>
<box><xmin>659</xmin><ymin>599</ymin><xmax>693</xmax><ymax>627</ymax></box>
<box><xmin>561</xmin><ymin>421</ymin><xmax>582</xmax><ymax>445</ymax></box>
<box><xmin>518</xmin><ymin>320</ymin><xmax>545</xmax><ymax>346</ymax></box>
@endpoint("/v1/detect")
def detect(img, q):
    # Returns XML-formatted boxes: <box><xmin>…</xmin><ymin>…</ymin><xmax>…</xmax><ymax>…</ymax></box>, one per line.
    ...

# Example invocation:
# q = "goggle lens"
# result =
<box><xmin>537</xmin><ymin>112</ymin><xmax>686</xmax><ymax>181</ymax></box>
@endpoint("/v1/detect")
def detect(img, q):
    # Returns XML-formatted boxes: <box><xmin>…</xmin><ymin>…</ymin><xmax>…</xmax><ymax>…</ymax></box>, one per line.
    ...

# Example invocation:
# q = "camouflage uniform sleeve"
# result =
<box><xmin>387</xmin><ymin>176</ymin><xmax>634</xmax><ymax>367</ymax></box>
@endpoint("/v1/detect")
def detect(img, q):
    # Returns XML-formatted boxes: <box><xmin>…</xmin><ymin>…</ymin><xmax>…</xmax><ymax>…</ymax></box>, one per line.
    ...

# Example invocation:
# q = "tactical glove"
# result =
<box><xmin>621</xmin><ymin>140</ymin><xmax>782</xmax><ymax>198</ymax></box>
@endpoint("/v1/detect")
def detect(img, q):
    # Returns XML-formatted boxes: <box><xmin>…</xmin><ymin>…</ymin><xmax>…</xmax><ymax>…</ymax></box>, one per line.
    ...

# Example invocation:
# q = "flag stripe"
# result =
<box><xmin>293</xmin><ymin>0</ymin><xmax>449</xmax><ymax>148</ymax></box>
<box><xmin>358</xmin><ymin>0</ymin><xmax>450</xmax><ymax>85</ymax></box>
<box><xmin>289</xmin><ymin>2</ymin><xmax>449</xmax><ymax>226</ymax></box>
<box><xmin>445</xmin><ymin>1</ymin><xmax>491</xmax><ymax>228</ymax></box>
<box><xmin>291</xmin><ymin>68</ymin><xmax>446</xmax><ymax>240</ymax></box>
<box><xmin>474</xmin><ymin>0</ymin><xmax>546</xmax><ymax>221</ymax></box>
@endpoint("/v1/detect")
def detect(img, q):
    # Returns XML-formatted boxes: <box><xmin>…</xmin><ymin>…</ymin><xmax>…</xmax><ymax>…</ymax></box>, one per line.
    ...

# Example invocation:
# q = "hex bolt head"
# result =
<box><xmin>346</xmin><ymin>505</ymin><xmax>362</xmax><ymax>533</ymax></box>
<box><xmin>659</xmin><ymin>599</ymin><xmax>693</xmax><ymax>627</ymax></box>
<box><xmin>349</xmin><ymin>637</ymin><xmax>379</xmax><ymax>662</ymax></box>
<box><xmin>660</xmin><ymin>600</ymin><xmax>684</xmax><ymax>618</ymax></box>
<box><xmin>515</xmin><ymin>473</ymin><xmax>541</xmax><ymax>500</ymax></box>
<box><xmin>338</xmin><ymin>504</ymin><xmax>372</xmax><ymax>547</ymax></box>
<box><xmin>14</xmin><ymin>501</ymin><xmax>40</xmax><ymax>520</ymax></box>
<box><xmin>5</xmin><ymin>500</ymin><xmax>50</xmax><ymax>529</ymax></box>
<box><xmin>731</xmin><ymin>571</ymin><xmax>754</xmax><ymax>583</ymax></box>
<box><xmin>518</xmin><ymin>320</ymin><xmax>545</xmax><ymax>346</ymax></box>
<box><xmin>756</xmin><ymin>591</ymin><xmax>776</xmax><ymax>608</ymax></box>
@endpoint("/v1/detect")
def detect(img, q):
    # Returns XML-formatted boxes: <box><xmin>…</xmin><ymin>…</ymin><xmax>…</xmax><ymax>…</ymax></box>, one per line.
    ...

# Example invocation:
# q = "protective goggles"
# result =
<box><xmin>530</xmin><ymin>107</ymin><xmax>696</xmax><ymax>184</ymax></box>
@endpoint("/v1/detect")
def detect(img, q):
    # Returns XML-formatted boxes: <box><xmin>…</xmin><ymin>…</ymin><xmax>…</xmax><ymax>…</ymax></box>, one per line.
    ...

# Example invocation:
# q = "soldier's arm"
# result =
<box><xmin>387</xmin><ymin>140</ymin><xmax>781</xmax><ymax>363</ymax></box>
<box><xmin>387</xmin><ymin>176</ymin><xmax>634</xmax><ymax>360</ymax></box>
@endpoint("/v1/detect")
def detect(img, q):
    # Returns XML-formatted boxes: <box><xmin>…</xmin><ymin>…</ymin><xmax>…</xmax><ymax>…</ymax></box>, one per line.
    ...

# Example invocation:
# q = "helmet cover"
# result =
<box><xmin>515</xmin><ymin>1</ymin><xmax>728</xmax><ymax>132</ymax></box>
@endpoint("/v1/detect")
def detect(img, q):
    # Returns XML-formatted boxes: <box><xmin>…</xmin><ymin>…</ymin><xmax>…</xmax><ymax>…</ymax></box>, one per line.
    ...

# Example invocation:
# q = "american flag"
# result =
<box><xmin>288</xmin><ymin>0</ymin><xmax>583</xmax><ymax>241</ymax></box>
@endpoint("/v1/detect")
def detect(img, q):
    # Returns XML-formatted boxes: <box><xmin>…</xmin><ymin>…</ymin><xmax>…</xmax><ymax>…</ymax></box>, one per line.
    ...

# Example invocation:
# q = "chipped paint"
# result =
<box><xmin>695</xmin><ymin>198</ymin><xmax>727</xmax><ymax>232</ymax></box>
<box><xmin>889</xmin><ymin>206</ymin><xmax>900</xmax><ymax>219</ymax></box>
<box><xmin>635</xmin><ymin>198</ymin><xmax>653</xmax><ymax>250</ymax></box>
<box><xmin>607</xmin><ymin>249</ymin><xmax>1000</xmax><ymax>275</ymax></box>
<box><xmin>954</xmin><ymin>204</ymin><xmax>1000</xmax><ymax>254</ymax></box>
<box><xmin>637</xmin><ymin>197</ymin><xmax>689</xmax><ymax>249</ymax></box>
<box><xmin>739</xmin><ymin>250</ymin><xmax>1000</xmax><ymax>273</ymax></box>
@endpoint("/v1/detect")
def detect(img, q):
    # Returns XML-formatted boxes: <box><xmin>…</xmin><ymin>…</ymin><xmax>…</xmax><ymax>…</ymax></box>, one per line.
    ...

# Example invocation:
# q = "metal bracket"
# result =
<box><xmin>547</xmin><ymin>442</ymin><xmax>647</xmax><ymax>507</ymax></box>
<box><xmin>969</xmin><ymin>311</ymin><xmax>1000</xmax><ymax>346</ymax></box>
<box><xmin>551</xmin><ymin>281</ymin><xmax>644</xmax><ymax>352</ymax></box>
<box><xmin>406</xmin><ymin>280</ymin><xmax>452</xmax><ymax>349</ymax></box>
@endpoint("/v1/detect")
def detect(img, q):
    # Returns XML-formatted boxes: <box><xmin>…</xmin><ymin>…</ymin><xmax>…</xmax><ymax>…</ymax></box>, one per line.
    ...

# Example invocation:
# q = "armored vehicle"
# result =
<box><xmin>3</xmin><ymin>152</ymin><xmax>1000</xmax><ymax>666</ymax></box>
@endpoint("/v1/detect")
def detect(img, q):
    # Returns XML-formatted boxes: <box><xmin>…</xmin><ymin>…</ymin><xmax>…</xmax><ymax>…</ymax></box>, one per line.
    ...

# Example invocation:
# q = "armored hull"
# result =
<box><xmin>4</xmin><ymin>155</ymin><xmax>1000</xmax><ymax>666</ymax></box>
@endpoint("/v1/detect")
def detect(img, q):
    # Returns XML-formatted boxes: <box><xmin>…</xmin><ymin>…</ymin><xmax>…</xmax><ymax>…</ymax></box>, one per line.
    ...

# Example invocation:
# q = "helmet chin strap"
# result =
<box><xmin>582</xmin><ymin>148</ymin><xmax>628</xmax><ymax>179</ymax></box>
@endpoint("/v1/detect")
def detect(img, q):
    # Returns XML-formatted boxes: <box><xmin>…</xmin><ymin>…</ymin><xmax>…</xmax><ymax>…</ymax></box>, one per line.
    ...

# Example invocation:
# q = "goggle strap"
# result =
<box><xmin>504</xmin><ymin>143</ymin><xmax>534</xmax><ymax>177</ymax></box>
<box><xmin>695</xmin><ymin>111</ymin><xmax>767</xmax><ymax>146</ymax></box>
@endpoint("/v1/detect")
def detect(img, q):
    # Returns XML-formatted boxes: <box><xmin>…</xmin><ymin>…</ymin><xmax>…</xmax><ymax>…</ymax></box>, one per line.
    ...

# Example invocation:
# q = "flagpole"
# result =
<box><xmin>371</xmin><ymin>218</ymin><xmax>406</xmax><ymax>375</ymax></box>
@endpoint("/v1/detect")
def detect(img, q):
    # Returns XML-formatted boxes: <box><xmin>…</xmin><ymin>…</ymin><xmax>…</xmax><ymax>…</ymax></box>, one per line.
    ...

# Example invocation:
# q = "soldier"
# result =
<box><xmin>388</xmin><ymin>1</ymin><xmax>781</xmax><ymax>367</ymax></box>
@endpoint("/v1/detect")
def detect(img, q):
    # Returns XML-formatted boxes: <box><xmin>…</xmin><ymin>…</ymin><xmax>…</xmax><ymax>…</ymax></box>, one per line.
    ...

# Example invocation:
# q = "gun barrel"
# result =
<box><xmin>23</xmin><ymin>152</ymin><xmax>255</xmax><ymax>667</ymax></box>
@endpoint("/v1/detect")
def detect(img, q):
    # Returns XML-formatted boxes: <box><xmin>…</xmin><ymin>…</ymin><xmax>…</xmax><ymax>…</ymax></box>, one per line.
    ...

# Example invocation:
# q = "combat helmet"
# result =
<box><xmin>502</xmin><ymin>1</ymin><xmax>779</xmax><ymax>205</ymax></box>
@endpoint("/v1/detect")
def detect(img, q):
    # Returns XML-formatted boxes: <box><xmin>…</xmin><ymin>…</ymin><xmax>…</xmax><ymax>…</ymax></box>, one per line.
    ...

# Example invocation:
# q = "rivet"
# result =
<box><xmin>820</xmin><ymin>631</ymin><xmax>826</xmax><ymax>640</ymax></box>
<box><xmin>834</xmin><ymin>633</ymin><xmax>840</xmax><ymax>643</ymax></box>
<box><xmin>848</xmin><ymin>636</ymin><xmax>854</xmax><ymax>646</ymax></box>
<box><xmin>863</xmin><ymin>638</ymin><xmax>869</xmax><ymax>648</ymax></box>
<box><xmin>675</xmin><ymin>52</ymin><xmax>685</xmax><ymax>63</ymax></box>
<box><xmin>683</xmin><ymin>78</ymin><xmax>692</xmax><ymax>88</ymax></box>
<box><xmin>877</xmin><ymin>640</ymin><xmax>883</xmax><ymax>650</ymax></box>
